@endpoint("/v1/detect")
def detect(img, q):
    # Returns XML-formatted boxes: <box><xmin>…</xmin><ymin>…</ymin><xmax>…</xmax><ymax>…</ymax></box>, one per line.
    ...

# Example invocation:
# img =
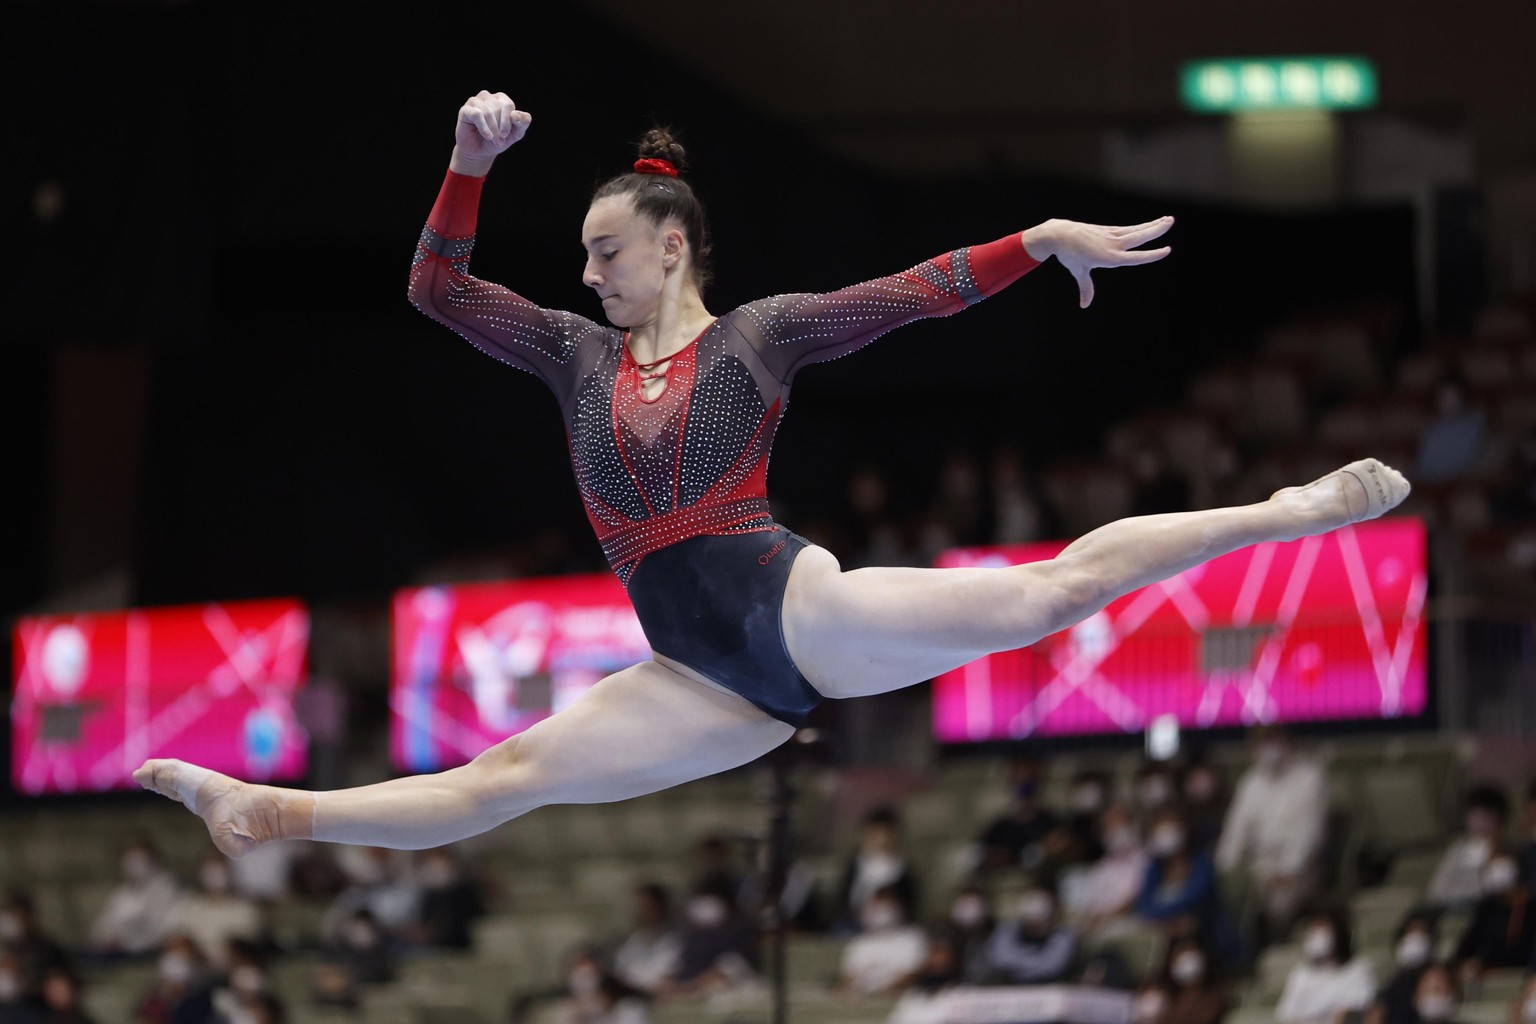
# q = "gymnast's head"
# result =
<box><xmin>582</xmin><ymin>127</ymin><xmax>713</xmax><ymax>325</ymax></box>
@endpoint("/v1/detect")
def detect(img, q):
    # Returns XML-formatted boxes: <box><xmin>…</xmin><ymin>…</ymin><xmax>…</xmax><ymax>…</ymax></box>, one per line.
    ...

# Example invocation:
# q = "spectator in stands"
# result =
<box><xmin>987</xmin><ymin>446</ymin><xmax>1046</xmax><ymax>545</ymax></box>
<box><xmin>887</xmin><ymin>933</ymin><xmax>963</xmax><ymax>1024</ymax></box>
<box><xmin>1410</xmin><ymin>963</ymin><xmax>1466</xmax><ymax>1024</ymax></box>
<box><xmin>1368</xmin><ymin>911</ymin><xmax>1439</xmax><ymax>1024</ymax></box>
<box><xmin>1060</xmin><ymin>802</ymin><xmax>1148</xmax><ymax>938</ymax></box>
<box><xmin>1453</xmin><ymin>850</ymin><xmax>1535</xmax><ymax>980</ymax></box>
<box><xmin>1179</xmin><ymin>762</ymin><xmax>1228</xmax><ymax>854</ymax></box>
<box><xmin>1160</xmin><ymin>937</ymin><xmax>1231</xmax><ymax>1024</ymax></box>
<box><xmin>322</xmin><ymin>847</ymin><xmax>420</xmax><ymax>946</ymax></box>
<box><xmin>658</xmin><ymin>888</ymin><xmax>759</xmax><ymax>1000</ymax></box>
<box><xmin>1215</xmin><ymin>724</ymin><xmax>1328</xmax><ymax>947</ymax></box>
<box><xmin>1428</xmin><ymin>784</ymin><xmax>1510</xmax><ymax>910</ymax></box>
<box><xmin>331</xmin><ymin>909</ymin><xmax>396</xmax><ymax>986</ymax></box>
<box><xmin>0</xmin><ymin>948</ymin><xmax>46</xmax><ymax>1024</ymax></box>
<box><xmin>37</xmin><ymin>966</ymin><xmax>95</xmax><ymax>1024</ymax></box>
<box><xmin>1415</xmin><ymin>373</ymin><xmax>1488</xmax><ymax>485</ymax></box>
<box><xmin>227</xmin><ymin>842</ymin><xmax>301</xmax><ymax>906</ymax></box>
<box><xmin>1489</xmin><ymin>429</ymin><xmax>1536</xmax><ymax>526</ymax></box>
<box><xmin>1275</xmin><ymin>908</ymin><xmax>1377</xmax><ymax>1024</ymax></box>
<box><xmin>1133</xmin><ymin>760</ymin><xmax>1181</xmax><ymax>824</ymax></box>
<box><xmin>286</xmin><ymin>845</ymin><xmax>348</xmax><ymax>904</ymax></box>
<box><xmin>410</xmin><ymin>847</ymin><xmax>486</xmax><ymax>950</ymax></box>
<box><xmin>1508</xmin><ymin>973</ymin><xmax>1536</xmax><ymax>1024</ymax></box>
<box><xmin>691</xmin><ymin>836</ymin><xmax>747</xmax><ymax>913</ymax></box>
<box><xmin>208</xmin><ymin>940</ymin><xmax>280</xmax><ymax>1024</ymax></box>
<box><xmin>611</xmin><ymin>883</ymin><xmax>682</xmax><ymax>997</ymax></box>
<box><xmin>558</xmin><ymin>950</ymin><xmax>650</xmax><ymax>1024</ymax></box>
<box><xmin>167</xmin><ymin>853</ymin><xmax>262</xmax><ymax>968</ymax></box>
<box><xmin>1062</xmin><ymin>769</ymin><xmax>1112</xmax><ymax>862</ymax></box>
<box><xmin>1137</xmin><ymin>807</ymin><xmax>1242</xmax><ymax>967</ymax></box>
<box><xmin>0</xmin><ymin>892</ymin><xmax>71</xmax><ymax>1001</ymax></box>
<box><xmin>835</xmin><ymin>806</ymin><xmax>919</xmax><ymax>930</ymax></box>
<box><xmin>943</xmin><ymin>886</ymin><xmax>996</xmax><ymax>984</ymax></box>
<box><xmin>89</xmin><ymin>838</ymin><xmax>184</xmax><ymax>959</ymax></box>
<box><xmin>836</xmin><ymin>885</ymin><xmax>929</xmax><ymax>997</ymax></box>
<box><xmin>233</xmin><ymin>992</ymin><xmax>287</xmax><ymax>1024</ymax></box>
<box><xmin>1130</xmin><ymin>444</ymin><xmax>1192</xmax><ymax>517</ymax></box>
<box><xmin>134</xmin><ymin>934</ymin><xmax>213</xmax><ymax>1024</ymax></box>
<box><xmin>982</xmin><ymin>882</ymin><xmax>1076</xmax><ymax>985</ymax></box>
<box><xmin>975</xmin><ymin>756</ymin><xmax>1059</xmax><ymax>874</ymax></box>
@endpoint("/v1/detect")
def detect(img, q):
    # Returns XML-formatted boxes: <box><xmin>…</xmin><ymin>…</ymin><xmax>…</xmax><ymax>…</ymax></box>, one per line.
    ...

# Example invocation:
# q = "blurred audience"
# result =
<box><xmin>657</xmin><ymin>889</ymin><xmax>758</xmax><ymax>1000</ymax></box>
<box><xmin>1410</xmin><ymin>963</ymin><xmax>1466</xmax><ymax>1024</ymax></box>
<box><xmin>1159</xmin><ymin>938</ymin><xmax>1231</xmax><ymax>1024</ymax></box>
<box><xmin>1215</xmin><ymin>725</ymin><xmax>1327</xmax><ymax>946</ymax></box>
<box><xmin>1133</xmin><ymin>761</ymin><xmax>1181</xmax><ymax>824</ymax></box>
<box><xmin>88</xmin><ymin>838</ymin><xmax>184</xmax><ymax>959</ymax></box>
<box><xmin>982</xmin><ymin>882</ymin><xmax>1076</xmax><ymax>985</ymax></box>
<box><xmin>557</xmin><ymin>951</ymin><xmax>649</xmax><ymax>1024</ymax></box>
<box><xmin>975</xmin><ymin>756</ymin><xmax>1059</xmax><ymax>874</ymax></box>
<box><xmin>836</xmin><ymin>886</ymin><xmax>928</xmax><ymax>997</ymax></box>
<box><xmin>834</xmin><ymin>806</ymin><xmax>919</xmax><ymax>930</ymax></box>
<box><xmin>1062</xmin><ymin>769</ymin><xmax>1112</xmax><ymax>863</ymax></box>
<box><xmin>1508</xmin><ymin>974</ymin><xmax>1536</xmax><ymax>1024</ymax></box>
<box><xmin>1415</xmin><ymin>373</ymin><xmax>1489</xmax><ymax>485</ymax></box>
<box><xmin>886</xmin><ymin>933</ymin><xmax>963</xmax><ymax>1024</ymax></box>
<box><xmin>167</xmin><ymin>853</ymin><xmax>262</xmax><ymax>968</ymax></box>
<box><xmin>1060</xmin><ymin>802</ymin><xmax>1148</xmax><ymax>938</ymax></box>
<box><xmin>1138</xmin><ymin>807</ymin><xmax>1242</xmax><ymax>966</ymax></box>
<box><xmin>0</xmin><ymin>949</ymin><xmax>46</xmax><ymax>1024</ymax></box>
<box><xmin>331</xmin><ymin>910</ymin><xmax>395</xmax><ymax>986</ymax></box>
<box><xmin>134</xmin><ymin>934</ymin><xmax>213</xmax><ymax>1024</ymax></box>
<box><xmin>321</xmin><ymin>847</ymin><xmax>420</xmax><ymax>946</ymax></box>
<box><xmin>1368</xmin><ymin>910</ymin><xmax>1439</xmax><ymax>1024</ymax></box>
<box><xmin>1427</xmin><ymin>784</ymin><xmax>1510</xmax><ymax>910</ymax></box>
<box><xmin>1178</xmin><ymin>762</ymin><xmax>1228</xmax><ymax>854</ymax></box>
<box><xmin>37</xmin><ymin>966</ymin><xmax>95</xmax><ymax>1024</ymax></box>
<box><xmin>1452</xmin><ymin>849</ymin><xmax>1535</xmax><ymax>982</ymax></box>
<box><xmin>0</xmin><ymin>892</ymin><xmax>70</xmax><ymax>1001</ymax></box>
<box><xmin>611</xmin><ymin>884</ymin><xmax>682</xmax><ymax>997</ymax></box>
<box><xmin>410</xmin><ymin>847</ymin><xmax>486</xmax><ymax>950</ymax></box>
<box><xmin>942</xmin><ymin>886</ymin><xmax>996</xmax><ymax>985</ymax></box>
<box><xmin>1275</xmin><ymin>908</ymin><xmax>1377</xmax><ymax>1024</ymax></box>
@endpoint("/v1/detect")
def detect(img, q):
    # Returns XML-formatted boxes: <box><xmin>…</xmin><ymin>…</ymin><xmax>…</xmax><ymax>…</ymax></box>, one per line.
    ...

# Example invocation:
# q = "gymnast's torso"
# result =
<box><xmin>408</xmin><ymin>168</ymin><xmax>1039</xmax><ymax>722</ymax></box>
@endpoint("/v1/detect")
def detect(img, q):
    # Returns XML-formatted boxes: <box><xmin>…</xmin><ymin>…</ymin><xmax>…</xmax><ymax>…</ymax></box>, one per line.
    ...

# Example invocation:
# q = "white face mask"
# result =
<box><xmin>1170</xmin><ymin>952</ymin><xmax>1204</xmax><ymax>985</ymax></box>
<box><xmin>1415</xmin><ymin>994</ymin><xmax>1454</xmax><ymax>1022</ymax></box>
<box><xmin>1302</xmin><ymin>927</ymin><xmax>1335</xmax><ymax>962</ymax></box>
<box><xmin>1396</xmin><ymin>932</ymin><xmax>1432</xmax><ymax>968</ymax></box>
<box><xmin>1105</xmin><ymin>825</ymin><xmax>1140</xmax><ymax>854</ymax></box>
<box><xmin>1139</xmin><ymin>776</ymin><xmax>1173</xmax><ymax>807</ymax></box>
<box><xmin>1148</xmin><ymin>826</ymin><xmax>1185</xmax><ymax>857</ymax></box>
<box><xmin>1484</xmin><ymin>860</ymin><xmax>1519</xmax><ymax>895</ymax></box>
<box><xmin>230</xmin><ymin>965</ymin><xmax>265</xmax><ymax>996</ymax></box>
<box><xmin>950</xmin><ymin>895</ymin><xmax>987</xmax><ymax>929</ymax></box>
<box><xmin>0</xmin><ymin>971</ymin><xmax>19</xmax><ymax>1002</ymax></box>
<box><xmin>1017</xmin><ymin>893</ymin><xmax>1053</xmax><ymax>926</ymax></box>
<box><xmin>687</xmin><ymin>896</ymin><xmax>727</xmax><ymax>929</ymax></box>
<box><xmin>861</xmin><ymin>902</ymin><xmax>901</xmax><ymax>932</ymax></box>
<box><xmin>0</xmin><ymin>913</ymin><xmax>21</xmax><ymax>942</ymax></box>
<box><xmin>1462</xmin><ymin>837</ymin><xmax>1493</xmax><ymax>869</ymax></box>
<box><xmin>160</xmin><ymin>952</ymin><xmax>195</xmax><ymax>986</ymax></box>
<box><xmin>568</xmin><ymin>964</ymin><xmax>600</xmax><ymax>997</ymax></box>
<box><xmin>1134</xmin><ymin>991</ymin><xmax>1168</xmax><ymax>1024</ymax></box>
<box><xmin>1074</xmin><ymin>785</ymin><xmax>1106</xmax><ymax>813</ymax></box>
<box><xmin>123</xmin><ymin>852</ymin><xmax>155</xmax><ymax>884</ymax></box>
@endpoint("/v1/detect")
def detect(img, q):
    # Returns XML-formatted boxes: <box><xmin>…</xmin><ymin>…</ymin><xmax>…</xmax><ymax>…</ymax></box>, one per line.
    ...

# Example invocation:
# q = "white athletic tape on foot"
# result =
<box><xmin>172</xmin><ymin>763</ymin><xmax>216</xmax><ymax>814</ymax></box>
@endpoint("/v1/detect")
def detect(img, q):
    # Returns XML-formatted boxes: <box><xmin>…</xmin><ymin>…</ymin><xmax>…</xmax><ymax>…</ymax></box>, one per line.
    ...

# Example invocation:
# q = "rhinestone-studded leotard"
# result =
<box><xmin>409</xmin><ymin>169</ymin><xmax>1041</xmax><ymax>724</ymax></box>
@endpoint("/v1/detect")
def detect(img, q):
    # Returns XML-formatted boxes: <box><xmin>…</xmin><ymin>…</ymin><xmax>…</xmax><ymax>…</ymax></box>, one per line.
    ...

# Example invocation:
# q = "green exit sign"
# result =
<box><xmin>1180</xmin><ymin>57</ymin><xmax>1378</xmax><ymax>112</ymax></box>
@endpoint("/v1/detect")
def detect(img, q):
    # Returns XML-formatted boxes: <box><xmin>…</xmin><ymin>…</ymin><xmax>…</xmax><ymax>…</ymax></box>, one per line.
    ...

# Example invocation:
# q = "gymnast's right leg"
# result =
<box><xmin>134</xmin><ymin>661</ymin><xmax>795</xmax><ymax>857</ymax></box>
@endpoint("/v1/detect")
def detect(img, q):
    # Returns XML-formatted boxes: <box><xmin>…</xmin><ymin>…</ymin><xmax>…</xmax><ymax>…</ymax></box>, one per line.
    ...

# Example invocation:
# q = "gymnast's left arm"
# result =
<box><xmin>743</xmin><ymin>216</ymin><xmax>1173</xmax><ymax>379</ymax></box>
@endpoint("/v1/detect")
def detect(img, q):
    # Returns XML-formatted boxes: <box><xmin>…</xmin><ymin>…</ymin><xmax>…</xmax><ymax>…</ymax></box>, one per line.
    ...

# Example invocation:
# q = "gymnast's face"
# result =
<box><xmin>581</xmin><ymin>196</ymin><xmax>686</xmax><ymax>327</ymax></box>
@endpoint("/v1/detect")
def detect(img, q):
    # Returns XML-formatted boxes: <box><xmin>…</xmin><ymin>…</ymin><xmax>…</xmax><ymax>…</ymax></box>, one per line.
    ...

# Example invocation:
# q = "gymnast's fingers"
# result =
<box><xmin>1075</xmin><ymin>267</ymin><xmax>1095</xmax><ymax>308</ymax></box>
<box><xmin>1114</xmin><ymin>217</ymin><xmax>1174</xmax><ymax>247</ymax></box>
<box><xmin>1112</xmin><ymin>245</ymin><xmax>1173</xmax><ymax>266</ymax></box>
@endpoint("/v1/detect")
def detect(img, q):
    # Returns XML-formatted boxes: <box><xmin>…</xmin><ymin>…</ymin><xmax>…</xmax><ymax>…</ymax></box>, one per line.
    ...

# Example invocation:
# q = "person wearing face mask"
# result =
<box><xmin>208</xmin><ymin>941</ymin><xmax>283</xmax><ymax>1024</ymax></box>
<box><xmin>1275</xmin><ymin>909</ymin><xmax>1377</xmax><ymax>1024</ymax></box>
<box><xmin>1409</xmin><ymin>964</ymin><xmax>1465</xmax><ymax>1024</ymax></box>
<box><xmin>975</xmin><ymin>756</ymin><xmax>1061</xmax><ymax>874</ymax></box>
<box><xmin>87</xmin><ymin>838</ymin><xmax>184</xmax><ymax>960</ymax></box>
<box><xmin>982</xmin><ymin>884</ymin><xmax>1077</xmax><ymax>985</ymax></box>
<box><xmin>36</xmin><ymin>966</ymin><xmax>95</xmax><ymax>1024</ymax></box>
<box><xmin>555</xmin><ymin>951</ymin><xmax>650</xmax><ymax>1024</ymax></box>
<box><xmin>1062</xmin><ymin>770</ymin><xmax>1112</xmax><ymax>863</ymax></box>
<box><xmin>329</xmin><ymin>910</ymin><xmax>395</xmax><ymax>987</ymax></box>
<box><xmin>1137</xmin><ymin>808</ymin><xmax>1243</xmax><ymax>968</ymax></box>
<box><xmin>1179</xmin><ymin>763</ymin><xmax>1228</xmax><ymax>854</ymax></box>
<box><xmin>409</xmin><ymin>848</ymin><xmax>486</xmax><ymax>949</ymax></box>
<box><xmin>1428</xmin><ymin>785</ymin><xmax>1511</xmax><ymax>911</ymax></box>
<box><xmin>836</xmin><ymin>807</ymin><xmax>918</xmax><ymax>932</ymax></box>
<box><xmin>0</xmin><ymin>892</ymin><xmax>70</xmax><ymax>1004</ymax></box>
<box><xmin>611</xmin><ymin>884</ymin><xmax>683</xmax><ymax>997</ymax></box>
<box><xmin>134</xmin><ymin>934</ymin><xmax>215</xmax><ymax>1024</ymax></box>
<box><xmin>887</xmin><ymin>934</ymin><xmax>964</xmax><ymax>1024</ymax></box>
<box><xmin>0</xmin><ymin>949</ymin><xmax>46</xmax><ymax>1024</ymax></box>
<box><xmin>1452</xmin><ymin>851</ymin><xmax>1535</xmax><ymax>985</ymax></box>
<box><xmin>1160</xmin><ymin>938</ymin><xmax>1231</xmax><ymax>1024</ymax></box>
<box><xmin>943</xmin><ymin>886</ymin><xmax>997</xmax><ymax>984</ymax></box>
<box><xmin>658</xmin><ymin>888</ymin><xmax>759</xmax><ymax>1000</ymax></box>
<box><xmin>166</xmin><ymin>853</ymin><xmax>263</xmax><ymax>968</ymax></box>
<box><xmin>836</xmin><ymin>887</ymin><xmax>929</xmax><ymax>997</ymax></box>
<box><xmin>1132</xmin><ymin>981</ymin><xmax>1174</xmax><ymax>1024</ymax></box>
<box><xmin>1059</xmin><ymin>802</ymin><xmax>1149</xmax><ymax>937</ymax></box>
<box><xmin>1134</xmin><ymin>762</ymin><xmax>1179</xmax><ymax>822</ymax></box>
<box><xmin>1215</xmin><ymin>725</ymin><xmax>1327</xmax><ymax>947</ymax></box>
<box><xmin>320</xmin><ymin>846</ymin><xmax>420</xmax><ymax>949</ymax></box>
<box><xmin>1369</xmin><ymin>912</ymin><xmax>1440</xmax><ymax>1024</ymax></box>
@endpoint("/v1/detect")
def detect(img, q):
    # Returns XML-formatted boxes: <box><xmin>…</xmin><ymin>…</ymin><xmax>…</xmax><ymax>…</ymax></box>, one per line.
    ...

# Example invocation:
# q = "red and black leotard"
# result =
<box><xmin>409</xmin><ymin>169</ymin><xmax>1040</xmax><ymax>725</ymax></box>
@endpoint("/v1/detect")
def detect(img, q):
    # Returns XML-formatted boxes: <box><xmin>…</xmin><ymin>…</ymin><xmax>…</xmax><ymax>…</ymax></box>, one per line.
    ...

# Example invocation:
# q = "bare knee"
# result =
<box><xmin>463</xmin><ymin>733</ymin><xmax>540</xmax><ymax>819</ymax></box>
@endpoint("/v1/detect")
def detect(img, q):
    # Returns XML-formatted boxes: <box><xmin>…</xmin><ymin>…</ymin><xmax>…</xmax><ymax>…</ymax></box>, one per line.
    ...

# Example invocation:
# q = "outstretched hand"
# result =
<box><xmin>451</xmin><ymin>91</ymin><xmax>531</xmax><ymax>174</ymax></box>
<box><xmin>1023</xmin><ymin>216</ymin><xmax>1173</xmax><ymax>308</ymax></box>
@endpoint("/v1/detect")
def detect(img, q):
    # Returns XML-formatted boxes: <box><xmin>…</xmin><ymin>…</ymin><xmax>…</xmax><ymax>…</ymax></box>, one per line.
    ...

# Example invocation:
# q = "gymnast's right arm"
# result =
<box><xmin>408</xmin><ymin>92</ymin><xmax>598</xmax><ymax>405</ymax></box>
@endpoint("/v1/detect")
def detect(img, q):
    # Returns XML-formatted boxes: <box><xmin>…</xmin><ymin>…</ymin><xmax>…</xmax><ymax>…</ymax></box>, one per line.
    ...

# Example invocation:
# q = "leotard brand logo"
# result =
<box><xmin>759</xmin><ymin>539</ymin><xmax>787</xmax><ymax>565</ymax></box>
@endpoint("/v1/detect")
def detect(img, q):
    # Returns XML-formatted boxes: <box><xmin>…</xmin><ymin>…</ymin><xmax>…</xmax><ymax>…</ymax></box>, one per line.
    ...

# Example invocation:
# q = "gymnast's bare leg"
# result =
<box><xmin>781</xmin><ymin>458</ymin><xmax>1408</xmax><ymax>699</ymax></box>
<box><xmin>134</xmin><ymin>660</ymin><xmax>793</xmax><ymax>856</ymax></box>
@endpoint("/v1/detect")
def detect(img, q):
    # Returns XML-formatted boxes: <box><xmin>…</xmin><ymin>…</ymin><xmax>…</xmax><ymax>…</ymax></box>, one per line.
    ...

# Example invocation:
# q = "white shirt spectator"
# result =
<box><xmin>1426</xmin><ymin>835</ymin><xmax>1496</xmax><ymax>909</ymax></box>
<box><xmin>1061</xmin><ymin>843</ymin><xmax>1149</xmax><ymax>926</ymax></box>
<box><xmin>90</xmin><ymin>866</ymin><xmax>182</xmax><ymax>954</ymax></box>
<box><xmin>612</xmin><ymin>928</ymin><xmax>683</xmax><ymax>994</ymax></box>
<box><xmin>1275</xmin><ymin>957</ymin><xmax>1377</xmax><ymax>1024</ymax></box>
<box><xmin>1215</xmin><ymin>754</ymin><xmax>1327</xmax><ymax>880</ymax></box>
<box><xmin>840</xmin><ymin>925</ymin><xmax>929</xmax><ymax>996</ymax></box>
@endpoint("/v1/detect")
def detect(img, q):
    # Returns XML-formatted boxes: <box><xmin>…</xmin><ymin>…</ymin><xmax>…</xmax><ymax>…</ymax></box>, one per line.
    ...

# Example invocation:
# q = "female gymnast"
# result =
<box><xmin>136</xmin><ymin>91</ymin><xmax>1409</xmax><ymax>857</ymax></box>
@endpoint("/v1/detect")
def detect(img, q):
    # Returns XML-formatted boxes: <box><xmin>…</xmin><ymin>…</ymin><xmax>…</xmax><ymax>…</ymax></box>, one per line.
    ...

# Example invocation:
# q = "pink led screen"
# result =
<box><xmin>932</xmin><ymin>517</ymin><xmax>1428</xmax><ymax>742</ymax></box>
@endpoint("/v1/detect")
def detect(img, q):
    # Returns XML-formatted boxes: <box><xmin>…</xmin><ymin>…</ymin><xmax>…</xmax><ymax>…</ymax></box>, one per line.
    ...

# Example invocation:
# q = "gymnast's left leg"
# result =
<box><xmin>783</xmin><ymin>458</ymin><xmax>1409</xmax><ymax>699</ymax></box>
<box><xmin>134</xmin><ymin>660</ymin><xmax>794</xmax><ymax>856</ymax></box>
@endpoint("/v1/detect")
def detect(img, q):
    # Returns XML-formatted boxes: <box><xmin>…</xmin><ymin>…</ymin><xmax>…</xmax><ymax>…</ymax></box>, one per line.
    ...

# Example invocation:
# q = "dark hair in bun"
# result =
<box><xmin>592</xmin><ymin>126</ymin><xmax>713</xmax><ymax>291</ymax></box>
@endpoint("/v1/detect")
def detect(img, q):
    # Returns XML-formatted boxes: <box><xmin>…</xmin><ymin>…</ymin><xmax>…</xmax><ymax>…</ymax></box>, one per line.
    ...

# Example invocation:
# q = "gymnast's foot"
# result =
<box><xmin>1271</xmin><ymin>458</ymin><xmax>1411</xmax><ymax>537</ymax></box>
<box><xmin>133</xmin><ymin>759</ymin><xmax>306</xmax><ymax>858</ymax></box>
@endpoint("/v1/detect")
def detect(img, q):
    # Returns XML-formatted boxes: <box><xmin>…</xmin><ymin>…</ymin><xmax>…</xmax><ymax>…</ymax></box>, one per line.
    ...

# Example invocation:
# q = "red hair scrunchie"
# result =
<box><xmin>633</xmin><ymin>158</ymin><xmax>679</xmax><ymax>177</ymax></box>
